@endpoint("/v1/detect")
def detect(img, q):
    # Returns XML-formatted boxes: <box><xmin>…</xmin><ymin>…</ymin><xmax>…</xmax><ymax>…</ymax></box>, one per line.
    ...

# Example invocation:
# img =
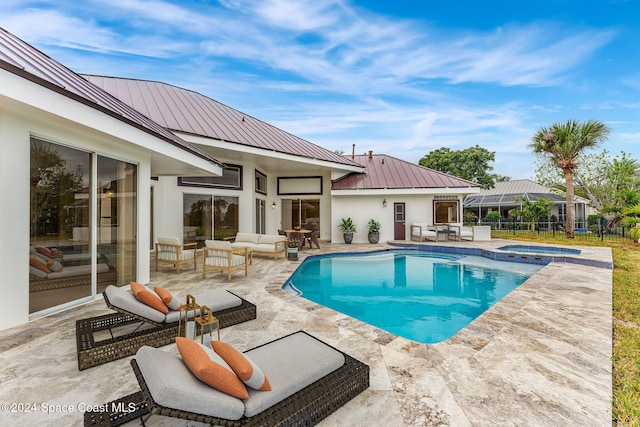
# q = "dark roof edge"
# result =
<box><xmin>0</xmin><ymin>61</ymin><xmax>222</xmax><ymax>167</ymax></box>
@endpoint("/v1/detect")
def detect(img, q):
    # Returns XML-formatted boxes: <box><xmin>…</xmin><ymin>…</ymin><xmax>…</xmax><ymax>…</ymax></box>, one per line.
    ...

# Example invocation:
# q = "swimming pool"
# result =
<box><xmin>497</xmin><ymin>245</ymin><xmax>581</xmax><ymax>255</ymax></box>
<box><xmin>283</xmin><ymin>250</ymin><xmax>543</xmax><ymax>343</ymax></box>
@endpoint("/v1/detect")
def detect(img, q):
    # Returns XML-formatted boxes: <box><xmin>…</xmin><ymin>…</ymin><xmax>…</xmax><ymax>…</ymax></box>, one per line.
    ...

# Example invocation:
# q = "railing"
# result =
<box><xmin>470</xmin><ymin>218</ymin><xmax>635</xmax><ymax>243</ymax></box>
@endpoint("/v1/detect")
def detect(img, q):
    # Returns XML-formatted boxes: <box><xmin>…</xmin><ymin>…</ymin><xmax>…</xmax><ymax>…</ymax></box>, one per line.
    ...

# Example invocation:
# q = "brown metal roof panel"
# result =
<box><xmin>332</xmin><ymin>154</ymin><xmax>478</xmax><ymax>190</ymax></box>
<box><xmin>0</xmin><ymin>30</ymin><xmax>218</xmax><ymax>164</ymax></box>
<box><xmin>81</xmin><ymin>75</ymin><xmax>360</xmax><ymax>167</ymax></box>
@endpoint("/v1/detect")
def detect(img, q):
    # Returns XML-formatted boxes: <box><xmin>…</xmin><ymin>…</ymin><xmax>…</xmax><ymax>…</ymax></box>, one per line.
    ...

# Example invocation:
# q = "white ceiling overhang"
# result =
<box><xmin>180</xmin><ymin>133</ymin><xmax>364</xmax><ymax>176</ymax></box>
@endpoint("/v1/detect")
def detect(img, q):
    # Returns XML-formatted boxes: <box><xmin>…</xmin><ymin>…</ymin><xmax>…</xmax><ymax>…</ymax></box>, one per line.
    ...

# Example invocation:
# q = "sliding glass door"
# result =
<box><xmin>29</xmin><ymin>138</ymin><xmax>137</xmax><ymax>315</ymax></box>
<box><xmin>97</xmin><ymin>155</ymin><xmax>137</xmax><ymax>293</ymax></box>
<box><xmin>281</xmin><ymin>199</ymin><xmax>320</xmax><ymax>230</ymax></box>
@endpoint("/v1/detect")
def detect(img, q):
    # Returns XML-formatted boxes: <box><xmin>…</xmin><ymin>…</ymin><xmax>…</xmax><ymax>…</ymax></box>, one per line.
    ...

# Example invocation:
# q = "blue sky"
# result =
<box><xmin>2</xmin><ymin>0</ymin><xmax>638</xmax><ymax>179</ymax></box>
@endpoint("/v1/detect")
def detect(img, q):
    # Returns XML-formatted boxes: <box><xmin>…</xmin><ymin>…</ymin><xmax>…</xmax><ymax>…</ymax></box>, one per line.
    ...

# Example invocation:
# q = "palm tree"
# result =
<box><xmin>530</xmin><ymin>119</ymin><xmax>610</xmax><ymax>238</ymax></box>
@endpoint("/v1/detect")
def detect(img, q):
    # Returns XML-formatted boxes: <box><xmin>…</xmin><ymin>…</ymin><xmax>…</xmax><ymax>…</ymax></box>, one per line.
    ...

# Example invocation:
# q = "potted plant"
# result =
<box><xmin>287</xmin><ymin>239</ymin><xmax>300</xmax><ymax>260</ymax></box>
<box><xmin>337</xmin><ymin>217</ymin><xmax>356</xmax><ymax>244</ymax></box>
<box><xmin>367</xmin><ymin>219</ymin><xmax>381</xmax><ymax>244</ymax></box>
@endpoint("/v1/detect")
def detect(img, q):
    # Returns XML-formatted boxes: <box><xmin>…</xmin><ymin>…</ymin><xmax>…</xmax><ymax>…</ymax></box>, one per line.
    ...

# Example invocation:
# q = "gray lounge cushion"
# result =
<box><xmin>242</xmin><ymin>332</ymin><xmax>345</xmax><ymax>417</ymax></box>
<box><xmin>105</xmin><ymin>285</ymin><xmax>166</xmax><ymax>323</ymax></box>
<box><xmin>105</xmin><ymin>286</ymin><xmax>243</xmax><ymax>324</ymax></box>
<box><xmin>164</xmin><ymin>290</ymin><xmax>242</xmax><ymax>323</ymax></box>
<box><xmin>136</xmin><ymin>346</ymin><xmax>245</xmax><ymax>420</ymax></box>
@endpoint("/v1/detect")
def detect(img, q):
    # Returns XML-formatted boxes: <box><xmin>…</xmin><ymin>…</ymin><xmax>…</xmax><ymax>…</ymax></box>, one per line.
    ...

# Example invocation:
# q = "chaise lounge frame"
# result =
<box><xmin>84</xmin><ymin>331</ymin><xmax>370</xmax><ymax>427</ymax></box>
<box><xmin>76</xmin><ymin>291</ymin><xmax>256</xmax><ymax>371</ymax></box>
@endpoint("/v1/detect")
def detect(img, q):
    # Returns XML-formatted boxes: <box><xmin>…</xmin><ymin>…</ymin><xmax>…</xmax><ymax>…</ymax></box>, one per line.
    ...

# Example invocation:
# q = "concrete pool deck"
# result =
<box><xmin>0</xmin><ymin>239</ymin><xmax>612</xmax><ymax>426</ymax></box>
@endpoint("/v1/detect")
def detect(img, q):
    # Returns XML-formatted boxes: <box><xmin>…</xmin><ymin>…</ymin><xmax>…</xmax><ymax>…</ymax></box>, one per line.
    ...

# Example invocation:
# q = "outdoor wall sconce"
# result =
<box><xmin>272</xmin><ymin>201</ymin><xmax>277</xmax><ymax>209</ymax></box>
<box><xmin>382</xmin><ymin>199</ymin><xmax>387</xmax><ymax>207</ymax></box>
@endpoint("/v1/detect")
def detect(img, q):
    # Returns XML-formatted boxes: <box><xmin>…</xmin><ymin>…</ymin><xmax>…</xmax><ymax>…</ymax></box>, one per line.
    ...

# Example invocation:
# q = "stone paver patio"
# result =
<box><xmin>0</xmin><ymin>239</ymin><xmax>612</xmax><ymax>426</ymax></box>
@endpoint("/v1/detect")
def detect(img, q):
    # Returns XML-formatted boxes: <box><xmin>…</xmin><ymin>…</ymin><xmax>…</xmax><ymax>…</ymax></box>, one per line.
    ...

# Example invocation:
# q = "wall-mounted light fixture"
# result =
<box><xmin>272</xmin><ymin>201</ymin><xmax>277</xmax><ymax>209</ymax></box>
<box><xmin>382</xmin><ymin>198</ymin><xmax>387</xmax><ymax>207</ymax></box>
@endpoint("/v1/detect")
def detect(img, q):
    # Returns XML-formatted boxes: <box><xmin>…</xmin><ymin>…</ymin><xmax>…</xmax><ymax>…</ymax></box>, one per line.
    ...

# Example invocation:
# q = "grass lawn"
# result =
<box><xmin>496</xmin><ymin>234</ymin><xmax>640</xmax><ymax>426</ymax></box>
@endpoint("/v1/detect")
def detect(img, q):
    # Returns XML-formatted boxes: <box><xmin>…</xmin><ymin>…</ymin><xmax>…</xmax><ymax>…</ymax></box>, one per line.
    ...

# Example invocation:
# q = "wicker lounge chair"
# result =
<box><xmin>84</xmin><ymin>331</ymin><xmax>369</xmax><ymax>427</ymax></box>
<box><xmin>76</xmin><ymin>285</ymin><xmax>256</xmax><ymax>370</ymax></box>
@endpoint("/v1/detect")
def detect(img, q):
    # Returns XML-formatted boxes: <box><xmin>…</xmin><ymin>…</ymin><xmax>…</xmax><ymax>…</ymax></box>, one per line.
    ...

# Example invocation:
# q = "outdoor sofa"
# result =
<box><xmin>75</xmin><ymin>285</ymin><xmax>256</xmax><ymax>370</ymax></box>
<box><xmin>84</xmin><ymin>331</ymin><xmax>370</xmax><ymax>426</ymax></box>
<box><xmin>230</xmin><ymin>233</ymin><xmax>287</xmax><ymax>261</ymax></box>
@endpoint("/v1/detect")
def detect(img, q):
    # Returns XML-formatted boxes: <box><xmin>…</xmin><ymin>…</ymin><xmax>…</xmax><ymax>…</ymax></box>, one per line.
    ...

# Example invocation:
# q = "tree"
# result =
<box><xmin>418</xmin><ymin>145</ymin><xmax>503</xmax><ymax>189</ymax></box>
<box><xmin>508</xmin><ymin>197</ymin><xmax>554</xmax><ymax>232</ymax></box>
<box><xmin>30</xmin><ymin>141</ymin><xmax>85</xmax><ymax>239</ymax></box>
<box><xmin>530</xmin><ymin>119</ymin><xmax>611</xmax><ymax>238</ymax></box>
<box><xmin>534</xmin><ymin>150</ymin><xmax>639</xmax><ymax>216</ymax></box>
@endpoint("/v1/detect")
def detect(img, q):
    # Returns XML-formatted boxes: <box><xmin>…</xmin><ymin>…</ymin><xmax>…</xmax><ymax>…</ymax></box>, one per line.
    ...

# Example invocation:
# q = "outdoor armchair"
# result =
<box><xmin>203</xmin><ymin>239</ymin><xmax>249</xmax><ymax>281</ymax></box>
<box><xmin>154</xmin><ymin>236</ymin><xmax>197</xmax><ymax>274</ymax></box>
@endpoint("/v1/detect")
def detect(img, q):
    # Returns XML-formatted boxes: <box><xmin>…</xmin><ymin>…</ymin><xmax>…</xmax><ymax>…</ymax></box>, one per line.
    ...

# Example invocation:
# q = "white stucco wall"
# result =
<box><xmin>0</xmin><ymin>110</ymin><xmax>32</xmax><ymax>331</ymax></box>
<box><xmin>152</xmin><ymin>167</ymin><xmax>335</xmax><ymax>242</ymax></box>
<box><xmin>331</xmin><ymin>192</ymin><xmax>469</xmax><ymax>244</ymax></box>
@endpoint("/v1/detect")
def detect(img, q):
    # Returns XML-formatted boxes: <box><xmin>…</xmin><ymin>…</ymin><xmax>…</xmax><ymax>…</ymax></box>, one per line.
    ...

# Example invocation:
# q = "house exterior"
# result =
<box><xmin>463</xmin><ymin>179</ymin><xmax>596</xmax><ymax>227</ymax></box>
<box><xmin>0</xmin><ymin>28</ymin><xmax>222</xmax><ymax>330</ymax></box>
<box><xmin>331</xmin><ymin>153</ymin><xmax>480</xmax><ymax>243</ymax></box>
<box><xmin>82</xmin><ymin>75</ymin><xmax>364</xmax><ymax>245</ymax></box>
<box><xmin>0</xmin><ymin>28</ymin><xmax>480</xmax><ymax>331</ymax></box>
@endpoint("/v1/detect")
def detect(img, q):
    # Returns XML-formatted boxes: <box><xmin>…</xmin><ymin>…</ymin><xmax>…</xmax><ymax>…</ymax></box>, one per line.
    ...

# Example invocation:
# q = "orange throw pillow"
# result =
<box><xmin>130</xmin><ymin>282</ymin><xmax>169</xmax><ymax>314</ymax></box>
<box><xmin>211</xmin><ymin>341</ymin><xmax>271</xmax><ymax>391</ymax></box>
<box><xmin>35</xmin><ymin>245</ymin><xmax>53</xmax><ymax>259</ymax></box>
<box><xmin>176</xmin><ymin>337</ymin><xmax>248</xmax><ymax>399</ymax></box>
<box><xmin>153</xmin><ymin>286</ymin><xmax>181</xmax><ymax>311</ymax></box>
<box><xmin>29</xmin><ymin>255</ymin><xmax>51</xmax><ymax>273</ymax></box>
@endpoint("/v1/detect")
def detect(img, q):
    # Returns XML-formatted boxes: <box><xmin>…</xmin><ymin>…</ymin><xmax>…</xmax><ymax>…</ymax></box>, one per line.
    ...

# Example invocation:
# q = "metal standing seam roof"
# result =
<box><xmin>81</xmin><ymin>75</ymin><xmax>362</xmax><ymax>169</ymax></box>
<box><xmin>0</xmin><ymin>28</ymin><xmax>219</xmax><ymax>165</ymax></box>
<box><xmin>463</xmin><ymin>179</ymin><xmax>577</xmax><ymax>207</ymax></box>
<box><xmin>332</xmin><ymin>154</ymin><xmax>480</xmax><ymax>190</ymax></box>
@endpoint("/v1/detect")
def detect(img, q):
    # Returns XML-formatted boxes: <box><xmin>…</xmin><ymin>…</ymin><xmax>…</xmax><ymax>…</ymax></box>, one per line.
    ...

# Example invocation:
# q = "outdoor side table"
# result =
<box><xmin>178</xmin><ymin>294</ymin><xmax>200</xmax><ymax>339</ymax></box>
<box><xmin>194</xmin><ymin>305</ymin><xmax>220</xmax><ymax>343</ymax></box>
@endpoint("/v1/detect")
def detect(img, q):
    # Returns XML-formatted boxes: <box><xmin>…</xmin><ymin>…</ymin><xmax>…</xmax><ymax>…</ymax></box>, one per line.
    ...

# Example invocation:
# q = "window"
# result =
<box><xmin>183</xmin><ymin>194</ymin><xmax>212</xmax><ymax>245</ymax></box>
<box><xmin>434</xmin><ymin>200</ymin><xmax>459</xmax><ymax>224</ymax></box>
<box><xmin>179</xmin><ymin>164</ymin><xmax>242</xmax><ymax>190</ymax></box>
<box><xmin>214</xmin><ymin>196</ymin><xmax>239</xmax><ymax>240</ymax></box>
<box><xmin>281</xmin><ymin>199</ymin><xmax>320</xmax><ymax>230</ymax></box>
<box><xmin>277</xmin><ymin>176</ymin><xmax>322</xmax><ymax>195</ymax></box>
<box><xmin>255</xmin><ymin>170</ymin><xmax>267</xmax><ymax>195</ymax></box>
<box><xmin>256</xmin><ymin>199</ymin><xmax>266</xmax><ymax>234</ymax></box>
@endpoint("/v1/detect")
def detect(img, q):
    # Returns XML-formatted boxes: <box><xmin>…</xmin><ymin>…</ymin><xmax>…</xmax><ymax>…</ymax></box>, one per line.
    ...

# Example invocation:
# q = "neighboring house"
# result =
<box><xmin>463</xmin><ymin>179</ymin><xmax>595</xmax><ymax>226</ymax></box>
<box><xmin>332</xmin><ymin>152</ymin><xmax>480</xmax><ymax>243</ymax></box>
<box><xmin>0</xmin><ymin>28</ymin><xmax>481</xmax><ymax>330</ymax></box>
<box><xmin>0</xmin><ymin>28</ymin><xmax>222</xmax><ymax>330</ymax></box>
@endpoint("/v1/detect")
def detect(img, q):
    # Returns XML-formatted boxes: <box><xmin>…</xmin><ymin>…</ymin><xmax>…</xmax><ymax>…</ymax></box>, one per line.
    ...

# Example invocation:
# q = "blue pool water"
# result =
<box><xmin>284</xmin><ymin>250</ymin><xmax>542</xmax><ymax>344</ymax></box>
<box><xmin>497</xmin><ymin>245</ymin><xmax>581</xmax><ymax>255</ymax></box>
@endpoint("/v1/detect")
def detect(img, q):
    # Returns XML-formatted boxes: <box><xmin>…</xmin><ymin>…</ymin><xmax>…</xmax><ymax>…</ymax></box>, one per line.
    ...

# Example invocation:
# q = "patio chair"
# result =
<box><xmin>75</xmin><ymin>285</ymin><xmax>256</xmax><ymax>370</ymax></box>
<box><xmin>307</xmin><ymin>230</ymin><xmax>321</xmax><ymax>249</ymax></box>
<box><xmin>446</xmin><ymin>224</ymin><xmax>474</xmax><ymax>241</ymax></box>
<box><xmin>203</xmin><ymin>239</ymin><xmax>249</xmax><ymax>281</ymax></box>
<box><xmin>84</xmin><ymin>331</ymin><xmax>370</xmax><ymax>427</ymax></box>
<box><xmin>410</xmin><ymin>223</ymin><xmax>438</xmax><ymax>242</ymax></box>
<box><xmin>154</xmin><ymin>236</ymin><xmax>197</xmax><ymax>274</ymax></box>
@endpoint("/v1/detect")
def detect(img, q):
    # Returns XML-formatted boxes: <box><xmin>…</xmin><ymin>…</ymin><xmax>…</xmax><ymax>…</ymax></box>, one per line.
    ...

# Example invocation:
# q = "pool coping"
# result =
<box><xmin>282</xmin><ymin>243</ymin><xmax>614</xmax><ymax>272</ymax></box>
<box><xmin>265</xmin><ymin>240</ymin><xmax>612</xmax><ymax>425</ymax></box>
